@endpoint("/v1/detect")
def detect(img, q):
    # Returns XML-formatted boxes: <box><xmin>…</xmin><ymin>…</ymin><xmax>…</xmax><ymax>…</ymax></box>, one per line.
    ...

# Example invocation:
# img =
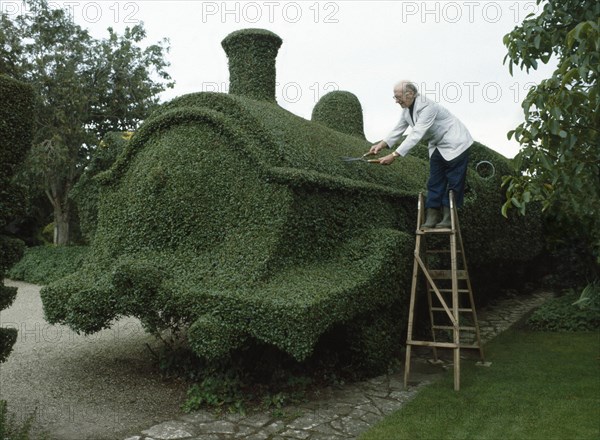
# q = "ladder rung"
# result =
<box><xmin>428</xmin><ymin>270</ymin><xmax>468</xmax><ymax>280</ymax></box>
<box><xmin>428</xmin><ymin>288</ymin><xmax>470</xmax><ymax>294</ymax></box>
<box><xmin>432</xmin><ymin>325</ymin><xmax>477</xmax><ymax>331</ymax></box>
<box><xmin>426</xmin><ymin>249</ymin><xmax>462</xmax><ymax>254</ymax></box>
<box><xmin>407</xmin><ymin>340</ymin><xmax>481</xmax><ymax>350</ymax></box>
<box><xmin>431</xmin><ymin>307</ymin><xmax>473</xmax><ymax>312</ymax></box>
<box><xmin>416</xmin><ymin>228</ymin><xmax>454</xmax><ymax>235</ymax></box>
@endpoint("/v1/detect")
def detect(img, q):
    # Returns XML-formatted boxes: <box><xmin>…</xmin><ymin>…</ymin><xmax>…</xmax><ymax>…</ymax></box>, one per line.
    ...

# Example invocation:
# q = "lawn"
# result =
<box><xmin>360</xmin><ymin>330</ymin><xmax>600</xmax><ymax>440</ymax></box>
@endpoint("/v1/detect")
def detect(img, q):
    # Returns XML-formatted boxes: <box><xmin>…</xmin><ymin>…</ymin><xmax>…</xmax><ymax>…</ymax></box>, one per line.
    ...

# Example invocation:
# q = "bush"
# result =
<box><xmin>8</xmin><ymin>246</ymin><xmax>89</xmax><ymax>285</ymax></box>
<box><xmin>70</xmin><ymin>132</ymin><xmax>131</xmax><ymax>243</ymax></box>
<box><xmin>0</xmin><ymin>400</ymin><xmax>38</xmax><ymax>440</ymax></box>
<box><xmin>40</xmin><ymin>29</ymin><xmax>544</xmax><ymax>375</ymax></box>
<box><xmin>0</xmin><ymin>74</ymin><xmax>34</xmax><ymax>227</ymax></box>
<box><xmin>528</xmin><ymin>282</ymin><xmax>600</xmax><ymax>331</ymax></box>
<box><xmin>312</xmin><ymin>91</ymin><xmax>366</xmax><ymax>139</ymax></box>
<box><xmin>0</xmin><ymin>74</ymin><xmax>34</xmax><ymax>365</ymax></box>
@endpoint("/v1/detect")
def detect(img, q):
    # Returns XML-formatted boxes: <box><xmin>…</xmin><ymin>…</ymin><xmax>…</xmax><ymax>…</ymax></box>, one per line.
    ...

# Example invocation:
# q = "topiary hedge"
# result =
<box><xmin>40</xmin><ymin>30</ymin><xmax>544</xmax><ymax>372</ymax></box>
<box><xmin>70</xmin><ymin>132</ymin><xmax>131</xmax><ymax>243</ymax></box>
<box><xmin>0</xmin><ymin>74</ymin><xmax>34</xmax><ymax>363</ymax></box>
<box><xmin>221</xmin><ymin>28</ymin><xmax>282</xmax><ymax>103</ymax></box>
<box><xmin>312</xmin><ymin>91</ymin><xmax>366</xmax><ymax>139</ymax></box>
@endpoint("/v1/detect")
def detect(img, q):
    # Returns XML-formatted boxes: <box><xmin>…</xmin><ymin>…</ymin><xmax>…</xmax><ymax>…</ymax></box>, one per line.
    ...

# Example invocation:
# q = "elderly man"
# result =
<box><xmin>370</xmin><ymin>81</ymin><xmax>473</xmax><ymax>229</ymax></box>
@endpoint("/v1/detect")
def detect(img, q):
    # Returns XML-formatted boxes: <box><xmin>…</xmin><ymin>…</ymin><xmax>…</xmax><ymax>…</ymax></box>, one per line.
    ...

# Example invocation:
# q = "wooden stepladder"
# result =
<box><xmin>403</xmin><ymin>191</ymin><xmax>485</xmax><ymax>391</ymax></box>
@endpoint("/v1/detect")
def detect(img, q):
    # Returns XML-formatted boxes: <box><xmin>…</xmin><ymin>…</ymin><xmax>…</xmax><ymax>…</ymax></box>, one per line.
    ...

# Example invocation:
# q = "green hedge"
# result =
<box><xmin>40</xmin><ymin>29</ymin><xmax>544</xmax><ymax>373</ymax></box>
<box><xmin>0</xmin><ymin>75</ymin><xmax>34</xmax><ymax>226</ymax></box>
<box><xmin>0</xmin><ymin>74</ymin><xmax>34</xmax><ymax>364</ymax></box>
<box><xmin>312</xmin><ymin>91</ymin><xmax>366</xmax><ymax>139</ymax></box>
<box><xmin>8</xmin><ymin>246</ymin><xmax>89</xmax><ymax>285</ymax></box>
<box><xmin>221</xmin><ymin>28</ymin><xmax>282</xmax><ymax>102</ymax></box>
<box><xmin>70</xmin><ymin>132</ymin><xmax>130</xmax><ymax>243</ymax></box>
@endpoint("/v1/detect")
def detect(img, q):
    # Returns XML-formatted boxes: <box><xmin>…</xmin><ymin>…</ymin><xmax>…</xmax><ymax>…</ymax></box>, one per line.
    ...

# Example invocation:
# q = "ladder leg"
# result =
<box><xmin>404</xmin><ymin>244</ymin><xmax>419</xmax><ymax>389</ymax></box>
<box><xmin>454</xmin><ymin>340</ymin><xmax>461</xmax><ymax>391</ymax></box>
<box><xmin>405</xmin><ymin>193</ymin><xmax>424</xmax><ymax>388</ymax></box>
<box><xmin>403</xmin><ymin>344</ymin><xmax>412</xmax><ymax>389</ymax></box>
<box><xmin>450</xmin><ymin>192</ymin><xmax>461</xmax><ymax>391</ymax></box>
<box><xmin>426</xmin><ymin>283</ymin><xmax>439</xmax><ymax>362</ymax></box>
<box><xmin>453</xmin><ymin>193</ymin><xmax>485</xmax><ymax>363</ymax></box>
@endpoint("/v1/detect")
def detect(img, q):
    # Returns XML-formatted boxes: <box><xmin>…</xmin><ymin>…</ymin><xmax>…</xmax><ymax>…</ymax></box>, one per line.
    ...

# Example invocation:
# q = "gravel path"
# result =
<box><xmin>0</xmin><ymin>280</ymin><xmax>188</xmax><ymax>440</ymax></box>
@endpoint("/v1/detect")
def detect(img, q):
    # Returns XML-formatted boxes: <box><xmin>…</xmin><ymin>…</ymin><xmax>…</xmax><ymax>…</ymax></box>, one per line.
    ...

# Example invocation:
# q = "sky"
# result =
<box><xmin>4</xmin><ymin>0</ymin><xmax>557</xmax><ymax>157</ymax></box>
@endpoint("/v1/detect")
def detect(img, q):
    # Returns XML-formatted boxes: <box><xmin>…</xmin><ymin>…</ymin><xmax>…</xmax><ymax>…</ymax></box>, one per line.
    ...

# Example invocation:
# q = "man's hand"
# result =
<box><xmin>369</xmin><ymin>140</ymin><xmax>387</xmax><ymax>155</ymax></box>
<box><xmin>378</xmin><ymin>153</ymin><xmax>397</xmax><ymax>165</ymax></box>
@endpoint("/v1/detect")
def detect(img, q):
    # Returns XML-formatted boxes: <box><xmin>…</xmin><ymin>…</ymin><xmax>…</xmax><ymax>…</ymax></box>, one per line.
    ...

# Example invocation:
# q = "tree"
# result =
<box><xmin>502</xmin><ymin>0</ymin><xmax>599</xmax><ymax>274</ymax></box>
<box><xmin>0</xmin><ymin>0</ymin><xmax>173</xmax><ymax>245</ymax></box>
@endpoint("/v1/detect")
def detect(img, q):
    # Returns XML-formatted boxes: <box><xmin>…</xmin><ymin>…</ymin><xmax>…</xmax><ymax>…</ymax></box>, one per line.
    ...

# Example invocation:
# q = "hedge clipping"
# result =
<box><xmin>41</xmin><ymin>30</ymin><xmax>543</xmax><ymax>370</ymax></box>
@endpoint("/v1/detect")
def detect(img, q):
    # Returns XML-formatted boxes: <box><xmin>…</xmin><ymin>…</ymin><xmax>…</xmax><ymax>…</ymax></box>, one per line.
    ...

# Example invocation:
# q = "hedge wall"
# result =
<box><xmin>40</xmin><ymin>30</ymin><xmax>544</xmax><ymax>372</ymax></box>
<box><xmin>0</xmin><ymin>74</ymin><xmax>34</xmax><ymax>363</ymax></box>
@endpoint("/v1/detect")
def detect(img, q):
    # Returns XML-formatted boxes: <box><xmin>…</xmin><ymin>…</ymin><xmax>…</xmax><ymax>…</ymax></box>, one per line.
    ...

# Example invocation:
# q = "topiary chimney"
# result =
<box><xmin>221</xmin><ymin>29</ymin><xmax>282</xmax><ymax>103</ymax></box>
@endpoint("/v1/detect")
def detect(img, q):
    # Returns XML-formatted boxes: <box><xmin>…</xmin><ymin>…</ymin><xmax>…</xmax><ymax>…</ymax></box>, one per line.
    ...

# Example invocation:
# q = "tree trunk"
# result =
<box><xmin>47</xmin><ymin>187</ymin><xmax>71</xmax><ymax>246</ymax></box>
<box><xmin>53</xmin><ymin>204</ymin><xmax>70</xmax><ymax>246</ymax></box>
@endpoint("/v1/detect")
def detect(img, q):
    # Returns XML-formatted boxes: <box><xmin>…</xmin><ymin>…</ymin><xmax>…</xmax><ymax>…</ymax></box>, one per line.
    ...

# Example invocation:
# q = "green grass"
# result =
<box><xmin>360</xmin><ymin>330</ymin><xmax>600</xmax><ymax>440</ymax></box>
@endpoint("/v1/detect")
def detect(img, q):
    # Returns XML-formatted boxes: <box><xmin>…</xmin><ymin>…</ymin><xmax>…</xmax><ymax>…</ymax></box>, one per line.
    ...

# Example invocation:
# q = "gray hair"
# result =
<box><xmin>404</xmin><ymin>82</ymin><xmax>418</xmax><ymax>94</ymax></box>
<box><xmin>394</xmin><ymin>81</ymin><xmax>418</xmax><ymax>95</ymax></box>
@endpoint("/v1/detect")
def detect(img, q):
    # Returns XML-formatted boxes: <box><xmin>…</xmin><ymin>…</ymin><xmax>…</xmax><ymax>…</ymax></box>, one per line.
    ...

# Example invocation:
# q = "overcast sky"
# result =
<box><xmin>6</xmin><ymin>0</ymin><xmax>557</xmax><ymax>157</ymax></box>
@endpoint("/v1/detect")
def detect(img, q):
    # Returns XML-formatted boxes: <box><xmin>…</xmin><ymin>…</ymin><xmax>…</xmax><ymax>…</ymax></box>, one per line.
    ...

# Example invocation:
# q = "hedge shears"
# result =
<box><xmin>340</xmin><ymin>152</ymin><xmax>379</xmax><ymax>164</ymax></box>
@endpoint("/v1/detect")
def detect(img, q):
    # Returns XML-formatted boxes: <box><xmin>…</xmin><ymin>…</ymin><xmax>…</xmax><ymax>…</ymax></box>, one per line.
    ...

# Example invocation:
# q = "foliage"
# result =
<box><xmin>527</xmin><ymin>283</ymin><xmax>600</xmax><ymax>331</ymax></box>
<box><xmin>0</xmin><ymin>75</ymin><xmax>33</xmax><ymax>226</ymax></box>
<box><xmin>0</xmin><ymin>74</ymin><xmax>34</xmax><ymax>364</ymax></box>
<box><xmin>182</xmin><ymin>371</ymin><xmax>247</xmax><ymax>414</ymax></box>
<box><xmin>502</xmin><ymin>0</ymin><xmax>600</xmax><ymax>272</ymax></box>
<box><xmin>70</xmin><ymin>132</ymin><xmax>131</xmax><ymax>242</ymax></box>
<box><xmin>41</xmin><ymin>30</ymin><xmax>544</xmax><ymax>374</ymax></box>
<box><xmin>0</xmin><ymin>0</ymin><xmax>173</xmax><ymax>245</ymax></box>
<box><xmin>311</xmin><ymin>91</ymin><xmax>366</xmax><ymax>139</ymax></box>
<box><xmin>360</xmin><ymin>330</ymin><xmax>600</xmax><ymax>440</ymax></box>
<box><xmin>8</xmin><ymin>246</ymin><xmax>89</xmax><ymax>285</ymax></box>
<box><xmin>0</xmin><ymin>401</ymin><xmax>37</xmax><ymax>440</ymax></box>
<box><xmin>221</xmin><ymin>28</ymin><xmax>282</xmax><ymax>102</ymax></box>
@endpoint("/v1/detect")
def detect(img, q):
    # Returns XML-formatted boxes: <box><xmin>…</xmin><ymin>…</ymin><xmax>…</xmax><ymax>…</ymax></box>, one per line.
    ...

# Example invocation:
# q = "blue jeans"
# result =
<box><xmin>425</xmin><ymin>147</ymin><xmax>470</xmax><ymax>208</ymax></box>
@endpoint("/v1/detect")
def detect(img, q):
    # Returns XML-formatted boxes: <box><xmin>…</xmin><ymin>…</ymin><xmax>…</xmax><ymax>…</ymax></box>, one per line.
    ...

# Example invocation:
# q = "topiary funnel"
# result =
<box><xmin>221</xmin><ymin>28</ymin><xmax>282</xmax><ymax>103</ymax></box>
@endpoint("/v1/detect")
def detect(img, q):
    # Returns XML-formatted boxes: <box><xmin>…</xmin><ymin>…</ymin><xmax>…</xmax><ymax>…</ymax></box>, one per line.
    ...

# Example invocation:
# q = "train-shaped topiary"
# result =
<box><xmin>41</xmin><ymin>29</ymin><xmax>543</xmax><ymax>370</ymax></box>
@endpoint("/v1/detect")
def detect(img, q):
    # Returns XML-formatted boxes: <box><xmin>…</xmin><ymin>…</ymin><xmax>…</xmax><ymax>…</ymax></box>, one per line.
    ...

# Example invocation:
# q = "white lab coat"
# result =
<box><xmin>384</xmin><ymin>94</ymin><xmax>473</xmax><ymax>161</ymax></box>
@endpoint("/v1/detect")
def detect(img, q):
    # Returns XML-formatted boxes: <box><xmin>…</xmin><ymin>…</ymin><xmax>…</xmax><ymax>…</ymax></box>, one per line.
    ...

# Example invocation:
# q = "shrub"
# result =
<box><xmin>528</xmin><ymin>282</ymin><xmax>600</xmax><ymax>331</ymax></box>
<box><xmin>312</xmin><ymin>91</ymin><xmax>366</xmax><ymax>139</ymax></box>
<box><xmin>70</xmin><ymin>132</ymin><xmax>130</xmax><ymax>243</ymax></box>
<box><xmin>8</xmin><ymin>245</ymin><xmax>89</xmax><ymax>285</ymax></box>
<box><xmin>221</xmin><ymin>28</ymin><xmax>282</xmax><ymax>102</ymax></box>
<box><xmin>40</xmin><ymin>29</ymin><xmax>544</xmax><ymax>374</ymax></box>
<box><xmin>0</xmin><ymin>74</ymin><xmax>34</xmax><ymax>364</ymax></box>
<box><xmin>0</xmin><ymin>400</ymin><xmax>36</xmax><ymax>440</ymax></box>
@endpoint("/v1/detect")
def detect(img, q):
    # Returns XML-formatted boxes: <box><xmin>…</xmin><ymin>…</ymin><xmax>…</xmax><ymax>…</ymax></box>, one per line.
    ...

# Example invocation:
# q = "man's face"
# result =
<box><xmin>393</xmin><ymin>86</ymin><xmax>415</xmax><ymax>108</ymax></box>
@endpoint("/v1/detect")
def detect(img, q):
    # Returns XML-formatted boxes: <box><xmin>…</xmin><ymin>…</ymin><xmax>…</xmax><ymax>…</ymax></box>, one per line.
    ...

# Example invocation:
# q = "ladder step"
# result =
<box><xmin>416</xmin><ymin>228</ymin><xmax>454</xmax><ymax>235</ymax></box>
<box><xmin>431</xmin><ymin>307</ymin><xmax>473</xmax><ymax>312</ymax></box>
<box><xmin>428</xmin><ymin>270</ymin><xmax>468</xmax><ymax>279</ymax></box>
<box><xmin>428</xmin><ymin>288</ymin><xmax>470</xmax><ymax>294</ymax></box>
<box><xmin>426</xmin><ymin>249</ymin><xmax>462</xmax><ymax>254</ymax></box>
<box><xmin>407</xmin><ymin>340</ymin><xmax>481</xmax><ymax>350</ymax></box>
<box><xmin>432</xmin><ymin>325</ymin><xmax>478</xmax><ymax>331</ymax></box>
